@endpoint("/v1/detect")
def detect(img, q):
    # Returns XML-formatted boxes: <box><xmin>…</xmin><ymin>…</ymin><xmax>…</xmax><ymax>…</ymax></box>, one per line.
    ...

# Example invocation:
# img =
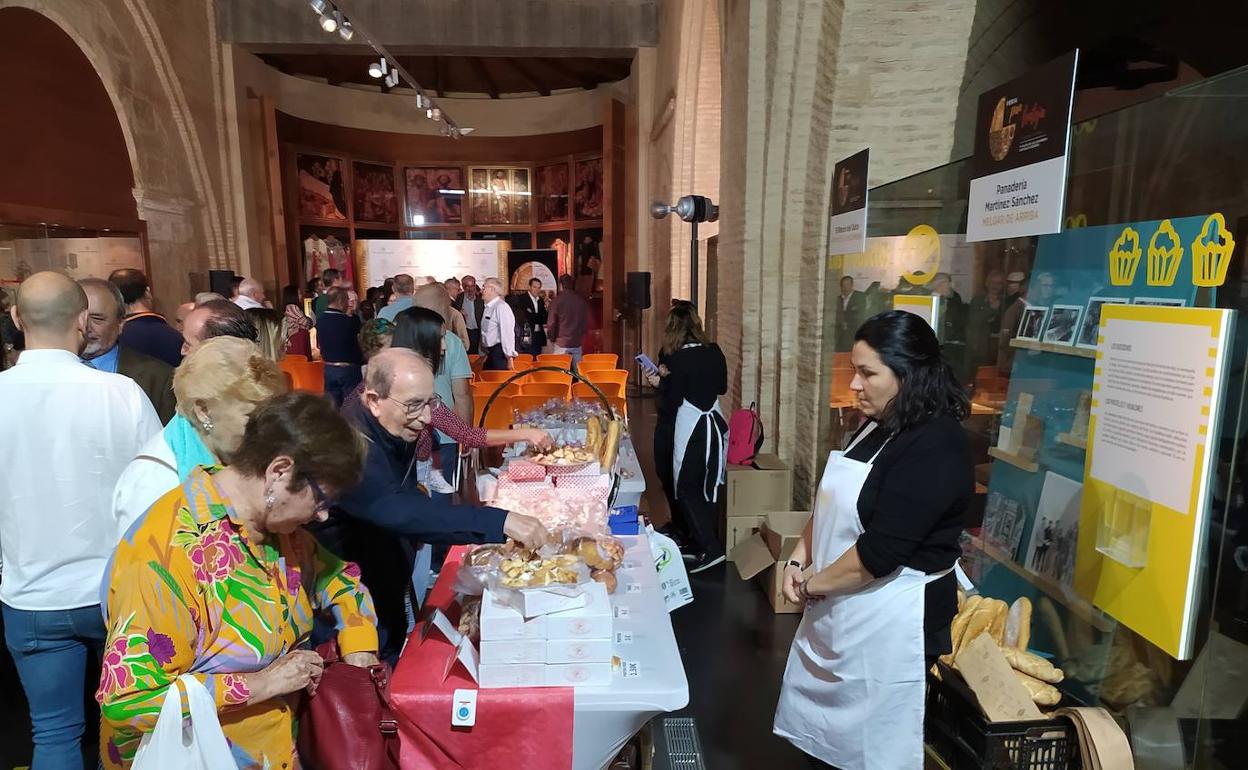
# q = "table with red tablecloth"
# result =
<box><xmin>391</xmin><ymin>533</ymin><xmax>688</xmax><ymax>770</ymax></box>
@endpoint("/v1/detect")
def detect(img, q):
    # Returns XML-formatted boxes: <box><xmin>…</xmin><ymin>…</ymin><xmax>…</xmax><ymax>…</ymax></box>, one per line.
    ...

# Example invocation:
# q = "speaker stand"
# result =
<box><xmin>628</xmin><ymin>305</ymin><xmax>656</xmax><ymax>399</ymax></box>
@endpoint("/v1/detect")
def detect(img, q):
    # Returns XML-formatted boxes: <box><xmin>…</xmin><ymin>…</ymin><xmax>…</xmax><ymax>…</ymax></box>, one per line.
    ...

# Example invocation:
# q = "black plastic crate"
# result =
<box><xmin>926</xmin><ymin>665</ymin><xmax>1080</xmax><ymax>770</ymax></box>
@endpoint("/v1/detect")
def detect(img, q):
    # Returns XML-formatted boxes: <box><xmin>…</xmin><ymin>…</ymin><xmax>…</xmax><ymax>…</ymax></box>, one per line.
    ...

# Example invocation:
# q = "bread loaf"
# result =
<box><xmin>1005</xmin><ymin>597</ymin><xmax>1033</xmax><ymax>651</ymax></box>
<box><xmin>1004</xmin><ymin>647</ymin><xmax>1064</xmax><ymax>684</ymax></box>
<box><xmin>1016</xmin><ymin>671</ymin><xmax>1062</xmax><ymax>706</ymax></box>
<box><xmin>986</xmin><ymin>599</ymin><xmax>1009</xmax><ymax>646</ymax></box>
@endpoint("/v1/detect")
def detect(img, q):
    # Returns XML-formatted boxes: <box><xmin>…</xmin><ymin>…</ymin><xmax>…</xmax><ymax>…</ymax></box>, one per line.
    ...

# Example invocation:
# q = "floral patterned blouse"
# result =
<box><xmin>97</xmin><ymin>467</ymin><xmax>378</xmax><ymax>769</ymax></box>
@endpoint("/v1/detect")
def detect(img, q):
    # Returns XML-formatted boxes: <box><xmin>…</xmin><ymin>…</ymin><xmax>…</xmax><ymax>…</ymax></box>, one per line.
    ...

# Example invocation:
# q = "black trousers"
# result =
<box><xmin>654</xmin><ymin>418</ymin><xmax>723</xmax><ymax>556</ymax></box>
<box><xmin>467</xmin><ymin>328</ymin><xmax>481</xmax><ymax>355</ymax></box>
<box><xmin>484</xmin><ymin>343</ymin><xmax>509</xmax><ymax>370</ymax></box>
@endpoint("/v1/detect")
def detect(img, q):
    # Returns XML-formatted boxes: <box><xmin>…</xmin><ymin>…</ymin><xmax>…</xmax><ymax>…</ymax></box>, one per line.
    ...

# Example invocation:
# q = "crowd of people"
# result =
<box><xmin>0</xmin><ymin>265</ymin><xmax>597</xmax><ymax>768</ymax></box>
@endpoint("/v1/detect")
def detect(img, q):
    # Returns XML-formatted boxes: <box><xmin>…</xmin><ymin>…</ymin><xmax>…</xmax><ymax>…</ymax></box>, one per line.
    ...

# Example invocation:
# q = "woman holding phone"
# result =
<box><xmin>773</xmin><ymin>310</ymin><xmax>972</xmax><ymax>769</ymax></box>
<box><xmin>646</xmin><ymin>302</ymin><xmax>728</xmax><ymax>573</ymax></box>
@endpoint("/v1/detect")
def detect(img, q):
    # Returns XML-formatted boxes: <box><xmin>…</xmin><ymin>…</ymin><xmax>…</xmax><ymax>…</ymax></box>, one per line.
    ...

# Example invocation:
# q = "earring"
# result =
<box><xmin>201</xmin><ymin>418</ymin><xmax>214</xmax><ymax>433</ymax></box>
<box><xmin>264</xmin><ymin>488</ymin><xmax>276</xmax><ymax>511</ymax></box>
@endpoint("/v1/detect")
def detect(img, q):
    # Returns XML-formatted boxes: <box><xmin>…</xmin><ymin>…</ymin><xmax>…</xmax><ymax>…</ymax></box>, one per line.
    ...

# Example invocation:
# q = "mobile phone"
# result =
<box><xmin>635</xmin><ymin>353</ymin><xmax>659</xmax><ymax>374</ymax></box>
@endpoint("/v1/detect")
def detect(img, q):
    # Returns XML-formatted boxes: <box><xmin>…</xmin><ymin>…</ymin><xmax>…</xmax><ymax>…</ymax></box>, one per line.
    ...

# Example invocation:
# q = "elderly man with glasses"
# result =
<box><xmin>313</xmin><ymin>348</ymin><xmax>549</xmax><ymax>663</ymax></box>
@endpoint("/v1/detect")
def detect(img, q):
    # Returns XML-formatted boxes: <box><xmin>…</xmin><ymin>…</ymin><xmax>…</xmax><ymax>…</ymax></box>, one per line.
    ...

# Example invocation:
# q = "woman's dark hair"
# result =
<box><xmin>281</xmin><ymin>284</ymin><xmax>302</xmax><ymax>309</ymax></box>
<box><xmin>853</xmin><ymin>310</ymin><xmax>969</xmax><ymax>432</ymax></box>
<box><xmin>391</xmin><ymin>306</ymin><xmax>445</xmax><ymax>374</ymax></box>
<box><xmin>661</xmin><ymin>301</ymin><xmax>711</xmax><ymax>356</ymax></box>
<box><xmin>230</xmin><ymin>391</ymin><xmax>366</xmax><ymax>495</ymax></box>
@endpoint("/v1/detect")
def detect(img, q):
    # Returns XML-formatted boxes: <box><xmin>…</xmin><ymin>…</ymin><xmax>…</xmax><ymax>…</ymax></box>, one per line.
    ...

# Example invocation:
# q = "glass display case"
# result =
<box><xmin>822</xmin><ymin>64</ymin><xmax>1248</xmax><ymax>767</ymax></box>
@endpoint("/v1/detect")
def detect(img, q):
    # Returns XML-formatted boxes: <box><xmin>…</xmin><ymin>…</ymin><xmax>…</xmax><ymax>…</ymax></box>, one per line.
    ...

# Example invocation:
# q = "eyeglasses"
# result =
<box><xmin>305</xmin><ymin>476</ymin><xmax>334</xmax><ymax>513</ymax></box>
<box><xmin>386</xmin><ymin>393</ymin><xmax>442</xmax><ymax>418</ymax></box>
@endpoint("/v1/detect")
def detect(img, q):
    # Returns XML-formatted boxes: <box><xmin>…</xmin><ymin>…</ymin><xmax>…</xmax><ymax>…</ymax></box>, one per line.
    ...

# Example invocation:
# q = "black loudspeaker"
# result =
<box><xmin>208</xmin><ymin>269</ymin><xmax>235</xmax><ymax>298</ymax></box>
<box><xmin>626</xmin><ymin>271</ymin><xmax>652</xmax><ymax>310</ymax></box>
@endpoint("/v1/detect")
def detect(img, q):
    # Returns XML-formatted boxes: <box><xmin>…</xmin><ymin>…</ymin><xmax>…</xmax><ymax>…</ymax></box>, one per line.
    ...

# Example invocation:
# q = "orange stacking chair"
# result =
<box><xmin>474</xmin><ymin>395</ymin><xmax>514</xmax><ymax>430</ymax></box>
<box><xmin>470</xmin><ymin>355</ymin><xmax>487</xmax><ymax>374</ymax></box>
<box><xmin>279</xmin><ymin>357</ymin><xmax>325</xmax><ymax>394</ymax></box>
<box><xmin>510</xmin><ymin>395</ymin><xmax>557</xmax><ymax>418</ymax></box>
<box><xmin>512</xmin><ymin>357</ymin><xmax>537</xmax><ymax>372</ymax></box>
<box><xmin>584</xmin><ymin>369</ymin><xmax>628</xmax><ymax>393</ymax></box>
<box><xmin>574</xmin><ymin>394</ymin><xmax>628</xmax><ymax>420</ymax></box>
<box><xmin>520</xmin><ymin>383</ymin><xmax>570</xmax><ymax>399</ymax></box>
<box><xmin>471</xmin><ymin>381</ymin><xmax>521</xmax><ymax>400</ymax></box>
<box><xmin>536</xmin><ymin>353</ymin><xmax>573</xmax><ymax>370</ymax></box>
<box><xmin>579</xmin><ymin>353</ymin><xmax>618</xmax><ymax>370</ymax></box>
<box><xmin>527</xmin><ymin>370</ymin><xmax>573</xmax><ymax>386</ymax></box>
<box><xmin>573</xmin><ymin>381</ymin><xmax>623</xmax><ymax>399</ymax></box>
<box><xmin>576</xmin><ymin>358</ymin><xmax>615</xmax><ymax>373</ymax></box>
<box><xmin>476</xmin><ymin>370</ymin><xmax>514</xmax><ymax>383</ymax></box>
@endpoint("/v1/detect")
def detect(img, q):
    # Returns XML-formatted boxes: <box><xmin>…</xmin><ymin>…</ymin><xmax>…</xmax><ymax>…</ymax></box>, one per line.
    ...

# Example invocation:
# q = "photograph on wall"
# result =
<box><xmin>352</xmin><ymin>161</ymin><xmax>398</xmax><ymax>225</ymax></box>
<box><xmin>470</xmin><ymin>168</ymin><xmax>531</xmax><ymax>226</ymax></box>
<box><xmin>537</xmin><ymin>230</ymin><xmax>575</xmax><ymax>277</ymax></box>
<box><xmin>1075</xmin><ymin>296</ymin><xmax>1128</xmax><ymax>349</ymax></box>
<box><xmin>536</xmin><ymin>163</ymin><xmax>570</xmax><ymax>223</ymax></box>
<box><xmin>573</xmin><ymin>157</ymin><xmax>604</xmax><ymax>221</ymax></box>
<box><xmin>1133</xmin><ymin>296</ymin><xmax>1187</xmax><ymax>307</ymax></box>
<box><xmin>1017</xmin><ymin>305</ymin><xmax>1049</xmax><ymax>341</ymax></box>
<box><xmin>405</xmin><ymin>167</ymin><xmax>464</xmax><ymax>226</ymax></box>
<box><xmin>507</xmin><ymin>249</ymin><xmax>559</xmax><ymax>294</ymax></box>
<box><xmin>983</xmin><ymin>490</ymin><xmax>1028</xmax><ymax>559</ymax></box>
<box><xmin>1024</xmin><ymin>471</ymin><xmax>1082</xmax><ymax>589</ymax></box>
<box><xmin>574</xmin><ymin>227</ymin><xmax>603</xmax><ymax>294</ymax></box>
<box><xmin>828</xmin><ymin>148</ymin><xmax>870</xmax><ymax>256</ymax></box>
<box><xmin>1042</xmin><ymin>304</ymin><xmax>1082</xmax><ymax>345</ymax></box>
<box><xmin>296</xmin><ymin>153</ymin><xmax>348</xmax><ymax>221</ymax></box>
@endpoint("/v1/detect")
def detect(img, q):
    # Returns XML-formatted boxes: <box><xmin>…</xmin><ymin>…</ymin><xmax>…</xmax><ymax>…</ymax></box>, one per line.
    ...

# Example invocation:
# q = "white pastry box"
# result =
<box><xmin>479</xmin><ymin>637</ymin><xmax>614</xmax><ymax>665</ymax></box>
<box><xmin>544</xmin><ymin>582</ymin><xmax>614</xmax><ymax>640</ymax></box>
<box><xmin>478</xmin><ymin>661</ymin><xmax>613</xmax><ymax>689</ymax></box>
<box><xmin>479</xmin><ymin>592</ymin><xmax>547</xmax><ymax>642</ymax></box>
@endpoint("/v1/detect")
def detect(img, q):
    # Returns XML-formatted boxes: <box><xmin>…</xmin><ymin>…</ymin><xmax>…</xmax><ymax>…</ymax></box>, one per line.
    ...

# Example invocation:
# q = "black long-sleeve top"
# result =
<box><xmin>843</xmin><ymin>414</ymin><xmax>972</xmax><ymax>657</ymax></box>
<box><xmin>656</xmin><ymin>342</ymin><xmax>728</xmax><ymax>421</ymax></box>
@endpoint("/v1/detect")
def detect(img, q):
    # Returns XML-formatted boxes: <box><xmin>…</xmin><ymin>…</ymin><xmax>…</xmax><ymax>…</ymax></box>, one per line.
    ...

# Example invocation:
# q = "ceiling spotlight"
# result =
<box><xmin>385</xmin><ymin>71</ymin><xmax>399</xmax><ymax>88</ymax></box>
<box><xmin>338</xmin><ymin>20</ymin><xmax>353</xmax><ymax>40</ymax></box>
<box><xmin>431</xmin><ymin>108</ymin><xmax>442</xmax><ymax>121</ymax></box>
<box><xmin>320</xmin><ymin>9</ymin><xmax>340</xmax><ymax>32</ymax></box>
<box><xmin>368</xmin><ymin>60</ymin><xmax>383</xmax><ymax>78</ymax></box>
<box><xmin>309</xmin><ymin>0</ymin><xmax>329</xmax><ymax>14</ymax></box>
<box><xmin>426</xmin><ymin>108</ymin><xmax>434</xmax><ymax>119</ymax></box>
<box><xmin>415</xmin><ymin>94</ymin><xmax>426</xmax><ymax>109</ymax></box>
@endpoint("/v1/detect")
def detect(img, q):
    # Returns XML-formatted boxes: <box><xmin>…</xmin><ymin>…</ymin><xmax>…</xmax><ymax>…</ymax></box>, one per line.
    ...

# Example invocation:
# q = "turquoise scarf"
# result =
<box><xmin>162</xmin><ymin>413</ymin><xmax>218</xmax><ymax>481</ymax></box>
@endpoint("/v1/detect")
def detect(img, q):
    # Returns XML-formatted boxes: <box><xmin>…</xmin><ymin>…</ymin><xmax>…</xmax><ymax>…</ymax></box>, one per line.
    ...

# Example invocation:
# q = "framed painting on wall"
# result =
<box><xmin>536</xmin><ymin>163</ymin><xmax>570</xmax><ymax>223</ymax></box>
<box><xmin>469</xmin><ymin>167</ymin><xmax>531</xmax><ymax>226</ymax></box>
<box><xmin>351</xmin><ymin>161</ymin><xmax>398</xmax><ymax>225</ymax></box>
<box><xmin>573</xmin><ymin>157</ymin><xmax>604</xmax><ymax>221</ymax></box>
<box><xmin>296</xmin><ymin>153</ymin><xmax>348</xmax><ymax>221</ymax></box>
<box><xmin>405</xmin><ymin>167</ymin><xmax>464</xmax><ymax>226</ymax></box>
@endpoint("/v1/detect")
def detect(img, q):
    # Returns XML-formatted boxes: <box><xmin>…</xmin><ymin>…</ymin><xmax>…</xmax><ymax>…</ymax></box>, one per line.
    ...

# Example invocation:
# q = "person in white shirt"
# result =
<box><xmin>480</xmin><ymin>277</ymin><xmax>516</xmax><ymax>370</ymax></box>
<box><xmin>0</xmin><ymin>272</ymin><xmax>162</xmax><ymax>767</ymax></box>
<box><xmin>233</xmin><ymin>277</ymin><xmax>267</xmax><ymax>310</ymax></box>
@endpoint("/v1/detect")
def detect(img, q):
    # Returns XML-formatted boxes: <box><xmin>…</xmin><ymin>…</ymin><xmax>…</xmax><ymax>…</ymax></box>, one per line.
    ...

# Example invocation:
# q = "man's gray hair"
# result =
<box><xmin>366</xmin><ymin>347</ymin><xmax>432</xmax><ymax>399</ymax></box>
<box><xmin>77</xmin><ymin>277</ymin><xmax>125</xmax><ymax>319</ymax></box>
<box><xmin>393</xmin><ymin>274</ymin><xmax>415</xmax><ymax>295</ymax></box>
<box><xmin>482</xmin><ymin>277</ymin><xmax>503</xmax><ymax>292</ymax></box>
<box><xmin>195</xmin><ymin>292</ymin><xmax>226</xmax><ymax>306</ymax></box>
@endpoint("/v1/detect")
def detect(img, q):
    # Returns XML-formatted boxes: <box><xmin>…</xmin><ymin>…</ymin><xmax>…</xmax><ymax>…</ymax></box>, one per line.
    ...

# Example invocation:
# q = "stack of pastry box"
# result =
<box><xmin>477</xmin><ymin>581</ymin><xmax>615</xmax><ymax>688</ymax></box>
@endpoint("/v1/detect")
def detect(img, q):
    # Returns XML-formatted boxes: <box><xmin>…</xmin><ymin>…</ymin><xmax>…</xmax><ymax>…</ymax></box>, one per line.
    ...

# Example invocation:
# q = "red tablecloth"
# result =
<box><xmin>391</xmin><ymin>546</ymin><xmax>576</xmax><ymax>769</ymax></box>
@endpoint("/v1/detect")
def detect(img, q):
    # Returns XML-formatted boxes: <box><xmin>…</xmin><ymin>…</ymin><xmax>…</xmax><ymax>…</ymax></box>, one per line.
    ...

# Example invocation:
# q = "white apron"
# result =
<box><xmin>774</xmin><ymin>424</ymin><xmax>950</xmax><ymax>770</ymax></box>
<box><xmin>672</xmin><ymin>398</ymin><xmax>727</xmax><ymax>502</ymax></box>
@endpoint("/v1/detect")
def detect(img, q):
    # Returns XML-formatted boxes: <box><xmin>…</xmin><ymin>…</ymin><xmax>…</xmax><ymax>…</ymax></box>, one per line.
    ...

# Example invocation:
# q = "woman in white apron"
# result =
<box><xmin>774</xmin><ymin>310</ymin><xmax>973</xmax><ymax>770</ymax></box>
<box><xmin>647</xmin><ymin>302</ymin><xmax>729</xmax><ymax>573</ymax></box>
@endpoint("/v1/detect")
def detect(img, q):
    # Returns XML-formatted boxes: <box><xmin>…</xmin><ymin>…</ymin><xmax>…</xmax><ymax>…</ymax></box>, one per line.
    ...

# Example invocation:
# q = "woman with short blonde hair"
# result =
<box><xmin>112</xmin><ymin>336</ymin><xmax>288</xmax><ymax>536</ymax></box>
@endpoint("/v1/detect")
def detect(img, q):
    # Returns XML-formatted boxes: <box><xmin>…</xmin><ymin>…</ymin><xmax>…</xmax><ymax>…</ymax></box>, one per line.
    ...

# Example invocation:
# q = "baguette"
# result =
<box><xmin>986</xmin><ymin>599</ymin><xmax>1009</xmax><ymax>646</ymax></box>
<box><xmin>1005</xmin><ymin>597</ymin><xmax>1033</xmax><ymax>651</ymax></box>
<box><xmin>1015</xmin><ymin>671</ymin><xmax>1061</xmax><ymax>707</ymax></box>
<box><xmin>959</xmin><ymin>605</ymin><xmax>997</xmax><ymax>656</ymax></box>
<box><xmin>1003</xmin><ymin>647</ymin><xmax>1064</xmax><ymax>684</ymax></box>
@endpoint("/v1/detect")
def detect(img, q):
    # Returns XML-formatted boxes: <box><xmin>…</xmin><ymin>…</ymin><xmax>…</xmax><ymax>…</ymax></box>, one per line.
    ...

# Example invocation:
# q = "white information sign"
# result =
<box><xmin>356</xmin><ymin>239</ymin><xmax>507</xmax><ymax>287</ymax></box>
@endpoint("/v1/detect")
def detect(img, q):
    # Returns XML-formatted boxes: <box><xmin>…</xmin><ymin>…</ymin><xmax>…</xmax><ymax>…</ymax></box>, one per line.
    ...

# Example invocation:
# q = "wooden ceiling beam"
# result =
<box><xmin>532</xmin><ymin>57</ymin><xmax>596</xmax><ymax>90</ymax></box>
<box><xmin>507</xmin><ymin>57</ymin><xmax>552</xmax><ymax>96</ymax></box>
<box><xmin>468</xmin><ymin>56</ymin><xmax>500</xmax><ymax>99</ymax></box>
<box><xmin>433</xmin><ymin>56</ymin><xmax>445</xmax><ymax>97</ymax></box>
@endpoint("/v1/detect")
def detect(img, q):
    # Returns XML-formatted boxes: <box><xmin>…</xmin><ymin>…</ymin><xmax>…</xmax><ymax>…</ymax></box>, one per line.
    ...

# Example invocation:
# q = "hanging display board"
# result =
<box><xmin>827</xmin><ymin>148</ymin><xmax>870</xmax><ymax>256</ymax></box>
<box><xmin>892</xmin><ymin>294</ymin><xmax>941</xmax><ymax>330</ymax></box>
<box><xmin>1075</xmin><ymin>304</ymin><xmax>1234</xmax><ymax>659</ymax></box>
<box><xmin>355</xmin><ymin>239</ymin><xmax>508</xmax><ymax>289</ymax></box>
<box><xmin>0</xmin><ymin>236</ymin><xmax>144</xmax><ymax>284</ymax></box>
<box><xmin>966</xmin><ymin>52</ymin><xmax>1079</xmax><ymax>243</ymax></box>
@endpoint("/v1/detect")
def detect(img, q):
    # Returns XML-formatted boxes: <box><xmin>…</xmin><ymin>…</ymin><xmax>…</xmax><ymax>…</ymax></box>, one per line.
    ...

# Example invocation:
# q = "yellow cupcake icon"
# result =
<box><xmin>1146</xmin><ymin>219</ymin><xmax>1183</xmax><ymax>286</ymax></box>
<box><xmin>1107</xmin><ymin>226</ymin><xmax>1142</xmax><ymax>286</ymax></box>
<box><xmin>1192</xmin><ymin>213</ymin><xmax>1235</xmax><ymax>287</ymax></box>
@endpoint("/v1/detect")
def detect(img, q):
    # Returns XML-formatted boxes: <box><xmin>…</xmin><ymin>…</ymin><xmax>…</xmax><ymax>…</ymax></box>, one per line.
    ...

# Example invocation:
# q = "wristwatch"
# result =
<box><xmin>786</xmin><ymin>560</ymin><xmax>803</xmax><ymax>570</ymax></box>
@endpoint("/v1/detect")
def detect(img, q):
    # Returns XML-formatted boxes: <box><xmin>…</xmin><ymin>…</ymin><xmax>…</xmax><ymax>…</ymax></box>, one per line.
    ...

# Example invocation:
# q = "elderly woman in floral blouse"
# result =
<box><xmin>97</xmin><ymin>392</ymin><xmax>379</xmax><ymax>769</ymax></box>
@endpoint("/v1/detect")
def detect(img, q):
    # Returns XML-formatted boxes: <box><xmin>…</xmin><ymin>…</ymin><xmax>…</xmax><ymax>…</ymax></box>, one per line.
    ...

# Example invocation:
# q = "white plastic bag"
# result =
<box><xmin>647</xmin><ymin>525</ymin><xmax>694</xmax><ymax>612</ymax></box>
<box><xmin>132</xmin><ymin>674</ymin><xmax>235</xmax><ymax>770</ymax></box>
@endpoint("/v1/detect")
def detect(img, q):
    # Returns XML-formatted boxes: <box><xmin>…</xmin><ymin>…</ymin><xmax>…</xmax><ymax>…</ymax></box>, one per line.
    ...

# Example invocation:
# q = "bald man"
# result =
<box><xmin>314</xmin><ymin>348</ymin><xmax>548</xmax><ymax>662</ymax></box>
<box><xmin>0</xmin><ymin>272</ymin><xmax>162</xmax><ymax>765</ymax></box>
<box><xmin>233</xmin><ymin>277</ymin><xmax>267</xmax><ymax>310</ymax></box>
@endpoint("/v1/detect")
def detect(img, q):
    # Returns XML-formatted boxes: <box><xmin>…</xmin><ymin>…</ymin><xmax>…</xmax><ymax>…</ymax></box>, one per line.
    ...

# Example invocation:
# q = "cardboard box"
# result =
<box><xmin>479</xmin><ymin>637</ymin><xmax>614</xmax><ymax>665</ymax></box>
<box><xmin>482</xmin><ymin>582</ymin><xmax>613</xmax><ymax>639</ymax></box>
<box><xmin>725</xmin><ymin>515</ymin><xmax>766</xmax><ymax>562</ymax></box>
<box><xmin>729</xmin><ymin>511</ymin><xmax>811</xmax><ymax>614</ymax></box>
<box><xmin>478</xmin><ymin>661</ymin><xmax>613</xmax><ymax>689</ymax></box>
<box><xmin>725</xmin><ymin>454</ymin><xmax>792</xmax><ymax>516</ymax></box>
<box><xmin>480</xmin><ymin>591</ymin><xmax>547</xmax><ymax>641</ymax></box>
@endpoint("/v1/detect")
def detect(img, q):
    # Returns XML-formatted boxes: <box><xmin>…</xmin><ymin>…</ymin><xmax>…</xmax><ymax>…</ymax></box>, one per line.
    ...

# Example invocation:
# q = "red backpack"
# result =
<box><xmin>727</xmin><ymin>401</ymin><xmax>765</xmax><ymax>466</ymax></box>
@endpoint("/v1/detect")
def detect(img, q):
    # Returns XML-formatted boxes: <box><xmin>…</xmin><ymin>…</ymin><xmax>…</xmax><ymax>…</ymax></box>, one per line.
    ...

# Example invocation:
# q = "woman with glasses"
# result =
<box><xmin>113</xmin><ymin>336</ymin><xmax>288</xmax><ymax>537</ymax></box>
<box><xmin>98</xmin><ymin>392</ymin><xmax>379</xmax><ymax>769</ymax></box>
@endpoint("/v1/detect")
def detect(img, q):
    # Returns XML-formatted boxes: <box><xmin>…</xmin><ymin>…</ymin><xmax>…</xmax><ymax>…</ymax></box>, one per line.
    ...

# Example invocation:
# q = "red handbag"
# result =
<box><xmin>297</xmin><ymin>640</ymin><xmax>400</xmax><ymax>770</ymax></box>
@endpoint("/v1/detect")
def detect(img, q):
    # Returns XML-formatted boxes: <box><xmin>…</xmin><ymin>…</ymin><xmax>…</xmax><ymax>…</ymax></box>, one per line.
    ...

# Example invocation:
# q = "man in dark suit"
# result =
<box><xmin>78</xmin><ymin>279</ymin><xmax>176</xmax><ymax>423</ymax></box>
<box><xmin>835</xmin><ymin>275</ymin><xmax>867</xmax><ymax>351</ymax></box>
<box><xmin>452</xmin><ymin>274</ymin><xmax>487</xmax><ymax>354</ymax></box>
<box><xmin>520</xmin><ymin>278</ymin><xmax>548</xmax><ymax>356</ymax></box>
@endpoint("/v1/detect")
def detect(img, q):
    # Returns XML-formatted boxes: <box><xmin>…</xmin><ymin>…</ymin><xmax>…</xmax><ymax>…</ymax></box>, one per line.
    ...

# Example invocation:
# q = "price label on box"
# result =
<box><xmin>621</xmin><ymin>660</ymin><xmax>641</xmax><ymax>679</ymax></box>
<box><xmin>615</xmin><ymin>631</ymin><xmax>634</xmax><ymax>645</ymax></box>
<box><xmin>626</xmin><ymin>583</ymin><xmax>642</xmax><ymax>594</ymax></box>
<box><xmin>614</xmin><ymin>606</ymin><xmax>631</xmax><ymax>619</ymax></box>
